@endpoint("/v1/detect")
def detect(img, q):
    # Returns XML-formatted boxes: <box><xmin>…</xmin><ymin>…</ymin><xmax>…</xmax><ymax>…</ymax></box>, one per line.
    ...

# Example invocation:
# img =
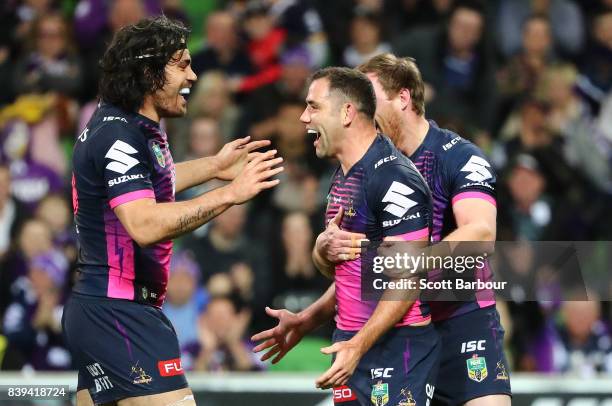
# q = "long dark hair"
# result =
<box><xmin>99</xmin><ymin>15</ymin><xmax>190</xmax><ymax>113</ymax></box>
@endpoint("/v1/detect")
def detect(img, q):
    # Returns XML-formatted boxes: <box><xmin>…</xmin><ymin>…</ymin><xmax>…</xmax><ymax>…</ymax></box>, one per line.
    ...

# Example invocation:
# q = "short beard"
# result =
<box><xmin>154</xmin><ymin>94</ymin><xmax>185</xmax><ymax>119</ymax></box>
<box><xmin>382</xmin><ymin>110</ymin><xmax>403</xmax><ymax>148</ymax></box>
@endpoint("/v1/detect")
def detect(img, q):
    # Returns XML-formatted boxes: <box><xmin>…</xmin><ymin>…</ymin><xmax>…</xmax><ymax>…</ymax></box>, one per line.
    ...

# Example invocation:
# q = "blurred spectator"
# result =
<box><xmin>522</xmin><ymin>295</ymin><xmax>612</xmax><ymax>375</ymax></box>
<box><xmin>270</xmin><ymin>212</ymin><xmax>328</xmax><ymax>313</ymax></box>
<box><xmin>187</xmin><ymin>72</ymin><xmax>240</xmax><ymax>143</ymax></box>
<box><xmin>266</xmin><ymin>0</ymin><xmax>329</xmax><ymax>67</ymax></box>
<box><xmin>578</xmin><ymin>10</ymin><xmax>612</xmax><ymax>105</ymax></box>
<box><xmin>383</xmin><ymin>0</ymin><xmax>454</xmax><ymax>38</ymax></box>
<box><xmin>501</xmin><ymin>154</ymin><xmax>553</xmax><ymax>241</ymax></box>
<box><xmin>74</xmin><ymin>0</ymin><xmax>148</xmax><ymax>101</ymax></box>
<box><xmin>496</xmin><ymin>15</ymin><xmax>555</xmax><ymax>125</ymax></box>
<box><xmin>175</xmin><ymin>117</ymin><xmax>225</xmax><ymax>203</ymax></box>
<box><xmin>236</xmin><ymin>45</ymin><xmax>311</xmax><ymax>141</ymax></box>
<box><xmin>236</xmin><ymin>2</ymin><xmax>286</xmax><ymax>93</ymax></box>
<box><xmin>4</xmin><ymin>0</ymin><xmax>59</xmax><ymax>57</ymax></box>
<box><xmin>13</xmin><ymin>12</ymin><xmax>84</xmax><ymax>99</ymax></box>
<box><xmin>497</xmin><ymin>0</ymin><xmax>585</xmax><ymax>59</ymax></box>
<box><xmin>163</xmin><ymin>251</ymin><xmax>208</xmax><ymax>371</ymax></box>
<box><xmin>0</xmin><ymin>119</ymin><xmax>64</xmax><ymax>211</ymax></box>
<box><xmin>0</xmin><ymin>164</ymin><xmax>26</xmax><ymax>260</ymax></box>
<box><xmin>181</xmin><ymin>204</ymin><xmax>269</xmax><ymax>300</ymax></box>
<box><xmin>191</xmin><ymin>11</ymin><xmax>253</xmax><ymax>79</ymax></box>
<box><xmin>536</xmin><ymin>64</ymin><xmax>612</xmax><ymax>190</ymax></box>
<box><xmin>187</xmin><ymin>117</ymin><xmax>223</xmax><ymax>161</ymax></box>
<box><xmin>342</xmin><ymin>8</ymin><xmax>390</xmax><ymax>68</ymax></box>
<box><xmin>393</xmin><ymin>0</ymin><xmax>497</xmax><ymax>132</ymax></box>
<box><xmin>35</xmin><ymin>194</ymin><xmax>76</xmax><ymax>263</ymax></box>
<box><xmin>2</xmin><ymin>250</ymin><xmax>70</xmax><ymax>370</ymax></box>
<box><xmin>194</xmin><ymin>295</ymin><xmax>260</xmax><ymax>371</ymax></box>
<box><xmin>554</xmin><ymin>297</ymin><xmax>612</xmax><ymax>375</ymax></box>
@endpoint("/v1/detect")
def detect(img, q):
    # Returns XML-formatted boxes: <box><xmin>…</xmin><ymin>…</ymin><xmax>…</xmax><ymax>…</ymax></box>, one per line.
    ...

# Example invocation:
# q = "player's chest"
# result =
<box><xmin>324</xmin><ymin>170</ymin><xmax>369</xmax><ymax>232</ymax></box>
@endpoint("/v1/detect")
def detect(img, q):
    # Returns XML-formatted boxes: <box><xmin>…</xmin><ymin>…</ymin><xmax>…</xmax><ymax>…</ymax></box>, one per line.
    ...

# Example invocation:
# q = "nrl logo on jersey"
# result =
<box><xmin>152</xmin><ymin>143</ymin><xmax>166</xmax><ymax>168</ymax></box>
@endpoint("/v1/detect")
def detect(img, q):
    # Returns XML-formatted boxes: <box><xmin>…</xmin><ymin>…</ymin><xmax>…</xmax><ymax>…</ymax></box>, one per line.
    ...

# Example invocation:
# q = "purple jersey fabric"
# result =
<box><xmin>410</xmin><ymin>121</ymin><xmax>497</xmax><ymax>321</ymax></box>
<box><xmin>325</xmin><ymin>135</ymin><xmax>432</xmax><ymax>330</ymax></box>
<box><xmin>71</xmin><ymin>103</ymin><xmax>176</xmax><ymax>307</ymax></box>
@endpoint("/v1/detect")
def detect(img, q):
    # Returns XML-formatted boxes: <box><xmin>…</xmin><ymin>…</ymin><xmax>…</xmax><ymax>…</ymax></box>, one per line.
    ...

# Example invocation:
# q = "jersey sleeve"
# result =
<box><xmin>447</xmin><ymin>142</ymin><xmax>497</xmax><ymax>207</ymax></box>
<box><xmin>92</xmin><ymin>123</ymin><xmax>155</xmax><ymax>209</ymax></box>
<box><xmin>367</xmin><ymin>163</ymin><xmax>431</xmax><ymax>240</ymax></box>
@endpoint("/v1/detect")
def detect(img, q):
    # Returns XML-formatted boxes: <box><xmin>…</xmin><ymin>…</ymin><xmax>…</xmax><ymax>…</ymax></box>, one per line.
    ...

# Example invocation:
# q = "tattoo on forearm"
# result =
<box><xmin>176</xmin><ymin>207</ymin><xmax>217</xmax><ymax>233</ymax></box>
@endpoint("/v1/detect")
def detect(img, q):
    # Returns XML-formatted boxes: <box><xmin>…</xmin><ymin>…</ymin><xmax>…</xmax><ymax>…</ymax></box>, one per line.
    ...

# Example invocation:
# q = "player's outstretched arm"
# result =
<box><xmin>114</xmin><ymin>149</ymin><xmax>283</xmax><ymax>246</ymax></box>
<box><xmin>252</xmin><ymin>284</ymin><xmax>336</xmax><ymax>364</ymax></box>
<box><xmin>174</xmin><ymin>136</ymin><xmax>271</xmax><ymax>193</ymax></box>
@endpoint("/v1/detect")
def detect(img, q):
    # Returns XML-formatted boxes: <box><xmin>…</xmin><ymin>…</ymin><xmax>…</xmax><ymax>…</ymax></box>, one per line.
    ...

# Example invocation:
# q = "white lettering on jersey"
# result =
<box><xmin>442</xmin><ymin>136</ymin><xmax>461</xmax><ymax>151</ymax></box>
<box><xmin>374</xmin><ymin>155</ymin><xmax>397</xmax><ymax>169</ymax></box>
<box><xmin>105</xmin><ymin>140</ymin><xmax>140</xmax><ymax>174</ymax></box>
<box><xmin>382</xmin><ymin>181</ymin><xmax>417</xmax><ymax>218</ymax></box>
<box><xmin>103</xmin><ymin>116</ymin><xmax>128</xmax><ymax>123</ymax></box>
<box><xmin>460</xmin><ymin>155</ymin><xmax>492</xmax><ymax>182</ymax></box>
<box><xmin>78</xmin><ymin>128</ymin><xmax>89</xmax><ymax>142</ymax></box>
<box><xmin>108</xmin><ymin>174</ymin><xmax>145</xmax><ymax>187</ymax></box>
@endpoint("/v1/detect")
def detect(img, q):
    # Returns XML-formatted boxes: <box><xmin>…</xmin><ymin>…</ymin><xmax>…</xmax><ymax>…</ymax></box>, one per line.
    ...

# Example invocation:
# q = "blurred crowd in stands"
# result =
<box><xmin>0</xmin><ymin>0</ymin><xmax>611</xmax><ymax>376</ymax></box>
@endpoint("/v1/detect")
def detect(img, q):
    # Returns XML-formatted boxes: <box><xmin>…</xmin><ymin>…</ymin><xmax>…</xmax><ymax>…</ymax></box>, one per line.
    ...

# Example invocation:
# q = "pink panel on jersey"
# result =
<box><xmin>394</xmin><ymin>227</ymin><xmax>429</xmax><ymax>241</ymax></box>
<box><xmin>335</xmin><ymin>257</ymin><xmax>431</xmax><ymax>331</ymax></box>
<box><xmin>105</xmin><ymin>214</ymin><xmax>135</xmax><ymax>300</ymax></box>
<box><xmin>109</xmin><ymin>189</ymin><xmax>155</xmax><ymax>209</ymax></box>
<box><xmin>71</xmin><ymin>173</ymin><xmax>78</xmax><ymax>215</ymax></box>
<box><xmin>451</xmin><ymin>191</ymin><xmax>496</xmax><ymax>207</ymax></box>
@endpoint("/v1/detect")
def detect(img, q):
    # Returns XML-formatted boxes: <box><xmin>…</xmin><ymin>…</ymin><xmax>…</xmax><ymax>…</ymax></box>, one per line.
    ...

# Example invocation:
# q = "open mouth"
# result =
<box><xmin>307</xmin><ymin>129</ymin><xmax>321</xmax><ymax>147</ymax></box>
<box><xmin>179</xmin><ymin>87</ymin><xmax>190</xmax><ymax>96</ymax></box>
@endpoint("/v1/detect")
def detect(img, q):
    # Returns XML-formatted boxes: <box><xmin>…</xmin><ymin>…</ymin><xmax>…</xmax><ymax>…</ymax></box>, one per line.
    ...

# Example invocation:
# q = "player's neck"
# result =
<box><xmin>337</xmin><ymin>125</ymin><xmax>378</xmax><ymax>175</ymax></box>
<box><xmin>398</xmin><ymin>115</ymin><xmax>429</xmax><ymax>157</ymax></box>
<box><xmin>138</xmin><ymin>99</ymin><xmax>160</xmax><ymax>123</ymax></box>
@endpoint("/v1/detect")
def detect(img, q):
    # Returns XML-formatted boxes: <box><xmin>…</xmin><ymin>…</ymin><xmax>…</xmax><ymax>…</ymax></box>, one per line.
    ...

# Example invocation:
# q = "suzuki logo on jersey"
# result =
<box><xmin>382</xmin><ymin>212</ymin><xmax>421</xmax><ymax>227</ymax></box>
<box><xmin>158</xmin><ymin>358</ymin><xmax>183</xmax><ymax>377</ymax></box>
<box><xmin>382</xmin><ymin>181</ymin><xmax>417</xmax><ymax>218</ymax></box>
<box><xmin>333</xmin><ymin>386</ymin><xmax>357</xmax><ymax>402</ymax></box>
<box><xmin>374</xmin><ymin>155</ymin><xmax>397</xmax><ymax>169</ymax></box>
<box><xmin>105</xmin><ymin>140</ymin><xmax>140</xmax><ymax>174</ymax></box>
<box><xmin>460</xmin><ymin>155</ymin><xmax>492</xmax><ymax>182</ymax></box>
<box><xmin>108</xmin><ymin>174</ymin><xmax>145</xmax><ymax>187</ymax></box>
<box><xmin>461</xmin><ymin>340</ymin><xmax>486</xmax><ymax>353</ymax></box>
<box><xmin>371</xmin><ymin>368</ymin><xmax>394</xmax><ymax>379</ymax></box>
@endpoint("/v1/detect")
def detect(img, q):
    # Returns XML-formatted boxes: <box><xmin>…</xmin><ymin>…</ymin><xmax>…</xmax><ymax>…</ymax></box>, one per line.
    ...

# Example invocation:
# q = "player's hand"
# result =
<box><xmin>315</xmin><ymin>340</ymin><xmax>363</xmax><ymax>389</ymax></box>
<box><xmin>215</xmin><ymin>136</ymin><xmax>272</xmax><ymax>181</ymax></box>
<box><xmin>227</xmin><ymin>149</ymin><xmax>283</xmax><ymax>204</ymax></box>
<box><xmin>251</xmin><ymin>307</ymin><xmax>307</xmax><ymax>364</ymax></box>
<box><xmin>315</xmin><ymin>207</ymin><xmax>368</xmax><ymax>263</ymax></box>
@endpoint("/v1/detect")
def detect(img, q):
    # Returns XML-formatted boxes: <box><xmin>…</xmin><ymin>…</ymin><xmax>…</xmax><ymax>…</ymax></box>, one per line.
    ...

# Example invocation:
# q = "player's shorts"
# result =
<box><xmin>332</xmin><ymin>323</ymin><xmax>440</xmax><ymax>406</ymax></box>
<box><xmin>62</xmin><ymin>293</ymin><xmax>188</xmax><ymax>404</ymax></box>
<box><xmin>432</xmin><ymin>306</ymin><xmax>512</xmax><ymax>405</ymax></box>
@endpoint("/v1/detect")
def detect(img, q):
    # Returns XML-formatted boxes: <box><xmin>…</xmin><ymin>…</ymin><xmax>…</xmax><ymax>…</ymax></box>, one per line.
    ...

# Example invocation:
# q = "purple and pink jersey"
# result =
<box><xmin>410</xmin><ymin>121</ymin><xmax>497</xmax><ymax>322</ymax></box>
<box><xmin>71</xmin><ymin>103</ymin><xmax>176</xmax><ymax>307</ymax></box>
<box><xmin>325</xmin><ymin>135</ymin><xmax>433</xmax><ymax>331</ymax></box>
